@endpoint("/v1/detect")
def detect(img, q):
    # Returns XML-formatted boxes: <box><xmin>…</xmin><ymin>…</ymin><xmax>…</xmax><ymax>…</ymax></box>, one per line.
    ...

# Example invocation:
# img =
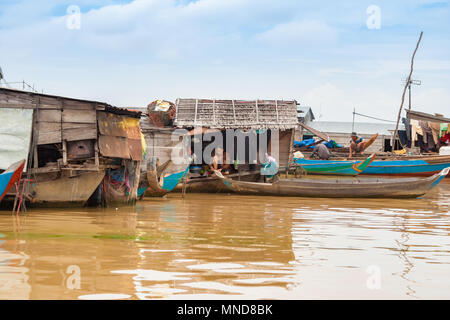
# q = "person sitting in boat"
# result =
<box><xmin>440</xmin><ymin>129</ymin><xmax>449</xmax><ymax>146</ymax></box>
<box><xmin>209</xmin><ymin>148</ymin><xmax>232</xmax><ymax>175</ymax></box>
<box><xmin>310</xmin><ymin>142</ymin><xmax>331</xmax><ymax>160</ymax></box>
<box><xmin>349</xmin><ymin>132</ymin><xmax>365</xmax><ymax>158</ymax></box>
<box><xmin>261</xmin><ymin>153</ymin><xmax>279</xmax><ymax>182</ymax></box>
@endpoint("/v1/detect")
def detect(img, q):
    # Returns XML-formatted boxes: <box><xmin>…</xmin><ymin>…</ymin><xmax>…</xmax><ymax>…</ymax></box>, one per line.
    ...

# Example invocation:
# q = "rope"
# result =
<box><xmin>353</xmin><ymin>112</ymin><xmax>396</xmax><ymax>123</ymax></box>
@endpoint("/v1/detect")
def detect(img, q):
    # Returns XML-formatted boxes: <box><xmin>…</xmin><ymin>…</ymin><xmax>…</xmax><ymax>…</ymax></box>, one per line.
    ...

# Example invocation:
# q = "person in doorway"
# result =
<box><xmin>349</xmin><ymin>132</ymin><xmax>365</xmax><ymax>158</ymax></box>
<box><xmin>310</xmin><ymin>142</ymin><xmax>331</xmax><ymax>160</ymax></box>
<box><xmin>209</xmin><ymin>147</ymin><xmax>231</xmax><ymax>175</ymax></box>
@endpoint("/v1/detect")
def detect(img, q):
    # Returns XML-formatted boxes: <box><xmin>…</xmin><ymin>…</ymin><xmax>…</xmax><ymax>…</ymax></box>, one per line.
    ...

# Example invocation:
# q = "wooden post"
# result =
<box><xmin>212</xmin><ymin>99</ymin><xmax>216</xmax><ymax>125</ymax></box>
<box><xmin>275</xmin><ymin>100</ymin><xmax>279</xmax><ymax>124</ymax></box>
<box><xmin>33</xmin><ymin>147</ymin><xmax>38</xmax><ymax>169</ymax></box>
<box><xmin>181</xmin><ymin>173</ymin><xmax>188</xmax><ymax>199</ymax></box>
<box><xmin>194</xmin><ymin>99</ymin><xmax>198</xmax><ymax>125</ymax></box>
<box><xmin>94</xmin><ymin>141</ymin><xmax>99</xmax><ymax>169</ymax></box>
<box><xmin>62</xmin><ymin>140</ymin><xmax>67</xmax><ymax>166</ymax></box>
<box><xmin>393</xmin><ymin>31</ymin><xmax>423</xmax><ymax>151</ymax></box>
<box><xmin>232</xmin><ymin>100</ymin><xmax>237</xmax><ymax>124</ymax></box>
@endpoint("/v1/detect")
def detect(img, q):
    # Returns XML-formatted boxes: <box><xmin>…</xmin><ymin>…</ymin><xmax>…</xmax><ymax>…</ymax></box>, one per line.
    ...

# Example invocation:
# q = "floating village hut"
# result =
<box><xmin>172</xmin><ymin>98</ymin><xmax>299</xmax><ymax>192</ymax></box>
<box><xmin>0</xmin><ymin>88</ymin><xmax>143</xmax><ymax>207</ymax></box>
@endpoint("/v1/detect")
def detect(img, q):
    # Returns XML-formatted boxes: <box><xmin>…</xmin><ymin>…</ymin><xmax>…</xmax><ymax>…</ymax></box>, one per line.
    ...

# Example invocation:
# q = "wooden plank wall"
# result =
<box><xmin>0</xmin><ymin>90</ymin><xmax>98</xmax><ymax>145</ymax></box>
<box><xmin>144</xmin><ymin>131</ymin><xmax>175</xmax><ymax>165</ymax></box>
<box><xmin>278</xmin><ymin>129</ymin><xmax>294</xmax><ymax>168</ymax></box>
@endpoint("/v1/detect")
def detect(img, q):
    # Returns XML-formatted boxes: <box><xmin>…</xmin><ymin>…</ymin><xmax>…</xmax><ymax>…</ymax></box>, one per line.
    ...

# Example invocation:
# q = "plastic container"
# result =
<box><xmin>440</xmin><ymin>146</ymin><xmax>450</xmax><ymax>155</ymax></box>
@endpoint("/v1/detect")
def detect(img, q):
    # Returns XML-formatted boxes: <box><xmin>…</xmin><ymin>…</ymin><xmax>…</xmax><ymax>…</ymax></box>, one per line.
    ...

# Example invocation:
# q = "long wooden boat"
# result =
<box><xmin>294</xmin><ymin>155</ymin><xmax>450</xmax><ymax>177</ymax></box>
<box><xmin>172</xmin><ymin>170</ymin><xmax>261</xmax><ymax>194</ymax></box>
<box><xmin>0</xmin><ymin>160</ymin><xmax>25</xmax><ymax>202</ymax></box>
<box><xmin>214</xmin><ymin>167</ymin><xmax>450</xmax><ymax>198</ymax></box>
<box><xmin>295</xmin><ymin>154</ymin><xmax>374</xmax><ymax>176</ymax></box>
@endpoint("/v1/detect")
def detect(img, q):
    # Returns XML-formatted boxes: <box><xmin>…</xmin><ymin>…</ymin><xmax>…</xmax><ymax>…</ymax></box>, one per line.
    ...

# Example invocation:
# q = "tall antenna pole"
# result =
<box><xmin>352</xmin><ymin>108</ymin><xmax>356</xmax><ymax>132</ymax></box>
<box><xmin>408</xmin><ymin>82</ymin><xmax>411</xmax><ymax>110</ymax></box>
<box><xmin>393</xmin><ymin>31</ymin><xmax>423</xmax><ymax>150</ymax></box>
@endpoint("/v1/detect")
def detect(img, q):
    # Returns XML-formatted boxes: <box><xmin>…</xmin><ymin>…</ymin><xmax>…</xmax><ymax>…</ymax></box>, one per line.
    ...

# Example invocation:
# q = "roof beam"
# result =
<box><xmin>298</xmin><ymin>122</ymin><xmax>330</xmax><ymax>142</ymax></box>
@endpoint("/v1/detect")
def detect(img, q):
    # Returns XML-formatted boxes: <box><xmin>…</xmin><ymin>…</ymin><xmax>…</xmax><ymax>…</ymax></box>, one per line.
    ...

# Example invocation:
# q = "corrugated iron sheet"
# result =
<box><xmin>97</xmin><ymin>112</ymin><xmax>144</xmax><ymax>160</ymax></box>
<box><xmin>128</xmin><ymin>139</ymin><xmax>144</xmax><ymax>161</ymax></box>
<box><xmin>98</xmin><ymin>112</ymin><xmax>141</xmax><ymax>139</ymax></box>
<box><xmin>99</xmin><ymin>135</ymin><xmax>130</xmax><ymax>159</ymax></box>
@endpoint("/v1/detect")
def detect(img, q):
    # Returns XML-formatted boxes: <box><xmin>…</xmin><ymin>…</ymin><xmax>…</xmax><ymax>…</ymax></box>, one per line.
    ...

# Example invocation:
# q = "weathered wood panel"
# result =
<box><xmin>37</xmin><ymin>110</ymin><xmax>61</xmax><ymax>122</ymax></box>
<box><xmin>63</xmin><ymin>127</ymin><xmax>97</xmax><ymax>141</ymax></box>
<box><xmin>62</xmin><ymin>123</ymin><xmax>97</xmax><ymax>130</ymax></box>
<box><xmin>62</xmin><ymin>109</ymin><xmax>96</xmax><ymax>123</ymax></box>
<box><xmin>36</xmin><ymin>122</ymin><xmax>62</xmax><ymax>144</ymax></box>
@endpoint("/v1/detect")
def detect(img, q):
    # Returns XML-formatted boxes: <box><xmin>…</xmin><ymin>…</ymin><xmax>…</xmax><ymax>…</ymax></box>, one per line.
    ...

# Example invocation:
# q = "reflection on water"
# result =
<box><xmin>0</xmin><ymin>182</ymin><xmax>449</xmax><ymax>299</ymax></box>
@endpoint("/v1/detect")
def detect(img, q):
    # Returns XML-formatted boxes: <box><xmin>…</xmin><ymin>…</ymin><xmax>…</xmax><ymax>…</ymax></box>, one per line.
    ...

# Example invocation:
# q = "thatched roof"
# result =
<box><xmin>174</xmin><ymin>98</ymin><xmax>299</xmax><ymax>129</ymax></box>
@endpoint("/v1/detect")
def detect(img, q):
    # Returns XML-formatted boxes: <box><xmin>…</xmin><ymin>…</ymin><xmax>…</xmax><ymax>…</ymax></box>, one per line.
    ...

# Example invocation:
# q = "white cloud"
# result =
<box><xmin>254</xmin><ymin>20</ymin><xmax>338</xmax><ymax>46</ymax></box>
<box><xmin>0</xmin><ymin>0</ymin><xmax>449</xmax><ymax>121</ymax></box>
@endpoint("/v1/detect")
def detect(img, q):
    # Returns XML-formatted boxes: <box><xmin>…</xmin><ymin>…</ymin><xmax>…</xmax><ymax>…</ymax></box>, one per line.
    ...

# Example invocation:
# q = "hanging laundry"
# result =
<box><xmin>429</xmin><ymin>122</ymin><xmax>441</xmax><ymax>145</ymax></box>
<box><xmin>410</xmin><ymin>119</ymin><xmax>422</xmax><ymax>145</ymax></box>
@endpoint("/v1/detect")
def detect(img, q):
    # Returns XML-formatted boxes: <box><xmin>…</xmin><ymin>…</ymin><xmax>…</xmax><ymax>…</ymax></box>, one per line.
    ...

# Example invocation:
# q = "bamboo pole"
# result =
<box><xmin>393</xmin><ymin>31</ymin><xmax>423</xmax><ymax>151</ymax></box>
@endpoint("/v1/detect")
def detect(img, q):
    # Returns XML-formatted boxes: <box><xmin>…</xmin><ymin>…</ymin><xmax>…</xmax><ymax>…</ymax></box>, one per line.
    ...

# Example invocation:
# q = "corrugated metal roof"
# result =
<box><xmin>296</xmin><ymin>106</ymin><xmax>315</xmax><ymax>121</ymax></box>
<box><xmin>308</xmin><ymin>121</ymin><xmax>402</xmax><ymax>136</ymax></box>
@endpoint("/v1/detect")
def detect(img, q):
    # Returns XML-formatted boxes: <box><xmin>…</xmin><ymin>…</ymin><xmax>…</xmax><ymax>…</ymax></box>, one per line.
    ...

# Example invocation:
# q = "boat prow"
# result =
<box><xmin>0</xmin><ymin>159</ymin><xmax>26</xmax><ymax>202</ymax></box>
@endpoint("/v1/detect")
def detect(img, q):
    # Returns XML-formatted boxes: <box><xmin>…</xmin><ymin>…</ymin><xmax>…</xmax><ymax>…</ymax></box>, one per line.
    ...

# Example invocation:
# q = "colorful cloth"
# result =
<box><xmin>261</xmin><ymin>156</ymin><xmax>278</xmax><ymax>177</ymax></box>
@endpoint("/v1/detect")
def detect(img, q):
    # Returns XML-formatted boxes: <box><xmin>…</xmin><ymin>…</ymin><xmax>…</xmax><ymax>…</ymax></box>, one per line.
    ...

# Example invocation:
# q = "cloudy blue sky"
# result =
<box><xmin>0</xmin><ymin>0</ymin><xmax>449</xmax><ymax>122</ymax></box>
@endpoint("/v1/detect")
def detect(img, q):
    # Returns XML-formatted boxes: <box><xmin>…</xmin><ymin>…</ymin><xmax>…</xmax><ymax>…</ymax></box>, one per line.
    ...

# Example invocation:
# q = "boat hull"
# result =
<box><xmin>215</xmin><ymin>167</ymin><xmax>449</xmax><ymax>198</ymax></box>
<box><xmin>294</xmin><ymin>156</ymin><xmax>450</xmax><ymax>177</ymax></box>
<box><xmin>295</xmin><ymin>154</ymin><xmax>374</xmax><ymax>176</ymax></box>
<box><xmin>27</xmin><ymin>171</ymin><xmax>105</xmax><ymax>207</ymax></box>
<box><xmin>173</xmin><ymin>171</ymin><xmax>261</xmax><ymax>194</ymax></box>
<box><xmin>0</xmin><ymin>160</ymin><xmax>26</xmax><ymax>202</ymax></box>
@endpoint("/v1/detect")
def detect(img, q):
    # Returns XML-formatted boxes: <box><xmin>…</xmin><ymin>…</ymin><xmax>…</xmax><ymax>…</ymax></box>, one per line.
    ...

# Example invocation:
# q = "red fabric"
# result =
<box><xmin>441</xmin><ymin>133</ymin><xmax>450</xmax><ymax>144</ymax></box>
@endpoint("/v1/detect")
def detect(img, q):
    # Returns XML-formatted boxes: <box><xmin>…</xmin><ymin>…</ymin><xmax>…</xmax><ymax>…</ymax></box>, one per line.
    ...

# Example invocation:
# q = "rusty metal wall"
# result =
<box><xmin>97</xmin><ymin>112</ymin><xmax>143</xmax><ymax>160</ymax></box>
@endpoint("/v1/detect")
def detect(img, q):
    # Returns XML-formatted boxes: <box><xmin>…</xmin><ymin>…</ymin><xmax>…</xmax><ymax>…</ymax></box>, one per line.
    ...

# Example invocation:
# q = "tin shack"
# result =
<box><xmin>0</xmin><ymin>88</ymin><xmax>143</xmax><ymax>207</ymax></box>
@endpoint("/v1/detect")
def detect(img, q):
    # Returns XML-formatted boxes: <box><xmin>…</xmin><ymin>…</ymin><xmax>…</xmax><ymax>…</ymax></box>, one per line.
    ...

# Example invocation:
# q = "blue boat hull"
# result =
<box><xmin>294</xmin><ymin>158</ymin><xmax>450</xmax><ymax>177</ymax></box>
<box><xmin>0</xmin><ymin>160</ymin><xmax>26</xmax><ymax>202</ymax></box>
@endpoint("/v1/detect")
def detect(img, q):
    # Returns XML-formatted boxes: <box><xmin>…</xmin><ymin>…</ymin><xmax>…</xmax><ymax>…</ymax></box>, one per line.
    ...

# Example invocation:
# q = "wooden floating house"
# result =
<box><xmin>0</xmin><ymin>88</ymin><xmax>143</xmax><ymax>207</ymax></box>
<box><xmin>172</xmin><ymin>98</ymin><xmax>299</xmax><ymax>192</ymax></box>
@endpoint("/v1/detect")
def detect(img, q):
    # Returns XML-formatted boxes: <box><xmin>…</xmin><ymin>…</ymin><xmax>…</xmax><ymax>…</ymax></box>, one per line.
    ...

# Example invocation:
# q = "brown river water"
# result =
<box><xmin>0</xmin><ymin>182</ymin><xmax>449</xmax><ymax>300</ymax></box>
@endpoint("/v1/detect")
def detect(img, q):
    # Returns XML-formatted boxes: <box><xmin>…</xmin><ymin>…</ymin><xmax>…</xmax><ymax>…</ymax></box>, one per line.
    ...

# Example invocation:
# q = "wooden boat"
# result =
<box><xmin>29</xmin><ymin>170</ymin><xmax>106</xmax><ymax>206</ymax></box>
<box><xmin>172</xmin><ymin>170</ymin><xmax>262</xmax><ymax>194</ymax></box>
<box><xmin>214</xmin><ymin>167</ymin><xmax>450</xmax><ymax>198</ymax></box>
<box><xmin>139</xmin><ymin>116</ymin><xmax>192</xmax><ymax>198</ymax></box>
<box><xmin>0</xmin><ymin>160</ymin><xmax>26</xmax><ymax>202</ymax></box>
<box><xmin>294</xmin><ymin>155</ymin><xmax>450</xmax><ymax>177</ymax></box>
<box><xmin>139</xmin><ymin>163</ymin><xmax>189</xmax><ymax>197</ymax></box>
<box><xmin>295</xmin><ymin>154</ymin><xmax>374</xmax><ymax>176</ymax></box>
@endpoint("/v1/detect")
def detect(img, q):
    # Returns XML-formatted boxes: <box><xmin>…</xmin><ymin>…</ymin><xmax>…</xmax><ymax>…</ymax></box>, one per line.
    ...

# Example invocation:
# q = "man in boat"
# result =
<box><xmin>349</xmin><ymin>132</ymin><xmax>365</xmax><ymax>158</ymax></box>
<box><xmin>209</xmin><ymin>147</ymin><xmax>232</xmax><ymax>175</ymax></box>
<box><xmin>440</xmin><ymin>129</ymin><xmax>449</xmax><ymax>146</ymax></box>
<box><xmin>310</xmin><ymin>142</ymin><xmax>331</xmax><ymax>160</ymax></box>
